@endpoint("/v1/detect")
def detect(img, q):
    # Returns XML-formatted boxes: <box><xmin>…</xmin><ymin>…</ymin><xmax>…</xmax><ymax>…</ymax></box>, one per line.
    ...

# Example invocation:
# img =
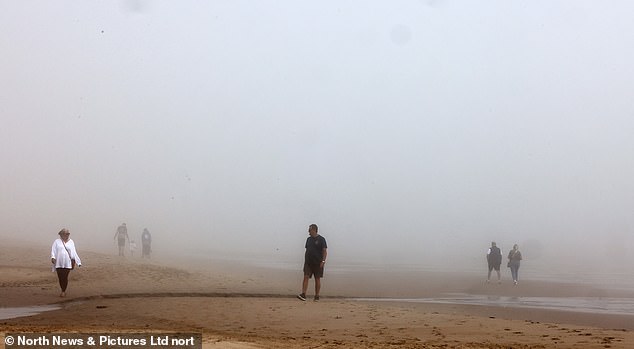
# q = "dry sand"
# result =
<box><xmin>1</xmin><ymin>240</ymin><xmax>633</xmax><ymax>348</ymax></box>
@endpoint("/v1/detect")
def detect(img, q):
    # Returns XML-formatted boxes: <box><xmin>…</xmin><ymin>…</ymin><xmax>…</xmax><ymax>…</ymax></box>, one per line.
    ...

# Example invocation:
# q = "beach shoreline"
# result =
<box><xmin>2</xmin><ymin>241</ymin><xmax>634</xmax><ymax>348</ymax></box>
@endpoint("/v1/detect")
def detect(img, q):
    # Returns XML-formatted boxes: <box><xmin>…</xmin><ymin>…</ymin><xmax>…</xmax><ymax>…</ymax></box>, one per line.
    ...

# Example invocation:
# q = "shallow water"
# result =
<box><xmin>0</xmin><ymin>304</ymin><xmax>61</xmax><ymax>320</ymax></box>
<box><xmin>2</xmin><ymin>293</ymin><xmax>632</xmax><ymax>323</ymax></box>
<box><xmin>354</xmin><ymin>293</ymin><xmax>634</xmax><ymax>316</ymax></box>
<box><xmin>187</xmin><ymin>250</ymin><xmax>634</xmax><ymax>291</ymax></box>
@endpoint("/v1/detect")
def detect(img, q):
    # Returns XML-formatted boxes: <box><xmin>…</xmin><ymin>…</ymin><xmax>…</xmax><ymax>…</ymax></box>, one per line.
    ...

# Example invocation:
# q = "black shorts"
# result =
<box><xmin>303</xmin><ymin>262</ymin><xmax>324</xmax><ymax>278</ymax></box>
<box><xmin>488</xmin><ymin>263</ymin><xmax>501</xmax><ymax>271</ymax></box>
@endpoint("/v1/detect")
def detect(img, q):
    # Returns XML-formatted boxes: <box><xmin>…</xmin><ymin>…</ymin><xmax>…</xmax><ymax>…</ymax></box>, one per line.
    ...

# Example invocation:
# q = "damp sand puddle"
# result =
<box><xmin>0</xmin><ymin>305</ymin><xmax>61</xmax><ymax>320</ymax></box>
<box><xmin>354</xmin><ymin>293</ymin><xmax>634</xmax><ymax>316</ymax></box>
<box><xmin>3</xmin><ymin>293</ymin><xmax>634</xmax><ymax>321</ymax></box>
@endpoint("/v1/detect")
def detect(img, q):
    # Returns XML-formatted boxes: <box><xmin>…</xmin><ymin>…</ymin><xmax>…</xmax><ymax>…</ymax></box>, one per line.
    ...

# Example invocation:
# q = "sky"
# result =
<box><xmin>1</xmin><ymin>1</ymin><xmax>634</xmax><ymax>272</ymax></box>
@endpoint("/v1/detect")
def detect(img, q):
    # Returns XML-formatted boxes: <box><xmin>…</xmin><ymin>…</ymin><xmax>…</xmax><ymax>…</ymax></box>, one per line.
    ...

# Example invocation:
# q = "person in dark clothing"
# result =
<box><xmin>508</xmin><ymin>244</ymin><xmax>523</xmax><ymax>285</ymax></box>
<box><xmin>298</xmin><ymin>224</ymin><xmax>327</xmax><ymax>302</ymax></box>
<box><xmin>114</xmin><ymin>223</ymin><xmax>129</xmax><ymax>256</ymax></box>
<box><xmin>141</xmin><ymin>228</ymin><xmax>152</xmax><ymax>258</ymax></box>
<box><xmin>486</xmin><ymin>241</ymin><xmax>502</xmax><ymax>283</ymax></box>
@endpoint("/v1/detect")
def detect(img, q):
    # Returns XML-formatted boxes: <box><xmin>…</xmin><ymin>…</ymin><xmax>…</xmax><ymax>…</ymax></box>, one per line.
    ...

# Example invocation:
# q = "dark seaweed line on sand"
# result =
<box><xmin>57</xmin><ymin>292</ymin><xmax>347</xmax><ymax>305</ymax></box>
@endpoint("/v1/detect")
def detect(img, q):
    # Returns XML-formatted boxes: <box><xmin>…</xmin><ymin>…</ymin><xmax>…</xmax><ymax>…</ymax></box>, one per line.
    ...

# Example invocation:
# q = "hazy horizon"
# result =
<box><xmin>2</xmin><ymin>1</ymin><xmax>634</xmax><ymax>275</ymax></box>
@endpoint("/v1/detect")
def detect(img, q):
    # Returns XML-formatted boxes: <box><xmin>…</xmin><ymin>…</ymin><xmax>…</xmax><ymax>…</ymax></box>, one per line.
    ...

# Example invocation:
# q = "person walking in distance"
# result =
<box><xmin>141</xmin><ymin>228</ymin><xmax>152</xmax><ymax>258</ymax></box>
<box><xmin>508</xmin><ymin>244</ymin><xmax>523</xmax><ymax>285</ymax></box>
<box><xmin>486</xmin><ymin>241</ymin><xmax>502</xmax><ymax>284</ymax></box>
<box><xmin>114</xmin><ymin>223</ymin><xmax>129</xmax><ymax>256</ymax></box>
<box><xmin>298</xmin><ymin>224</ymin><xmax>327</xmax><ymax>302</ymax></box>
<box><xmin>51</xmin><ymin>228</ymin><xmax>82</xmax><ymax>297</ymax></box>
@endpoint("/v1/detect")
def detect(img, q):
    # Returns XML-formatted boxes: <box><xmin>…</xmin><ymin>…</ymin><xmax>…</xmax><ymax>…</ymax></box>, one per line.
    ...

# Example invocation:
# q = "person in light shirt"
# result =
<box><xmin>51</xmin><ymin>228</ymin><xmax>82</xmax><ymax>297</ymax></box>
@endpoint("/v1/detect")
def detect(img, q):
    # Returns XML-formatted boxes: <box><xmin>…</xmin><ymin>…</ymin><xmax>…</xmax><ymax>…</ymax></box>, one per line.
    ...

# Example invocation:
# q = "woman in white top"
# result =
<box><xmin>51</xmin><ymin>228</ymin><xmax>82</xmax><ymax>297</ymax></box>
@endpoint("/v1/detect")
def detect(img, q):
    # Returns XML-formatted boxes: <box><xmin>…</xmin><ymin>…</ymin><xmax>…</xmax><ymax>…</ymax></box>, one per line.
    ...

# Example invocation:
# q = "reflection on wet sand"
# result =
<box><xmin>354</xmin><ymin>293</ymin><xmax>634</xmax><ymax>316</ymax></box>
<box><xmin>0</xmin><ymin>305</ymin><xmax>61</xmax><ymax>320</ymax></box>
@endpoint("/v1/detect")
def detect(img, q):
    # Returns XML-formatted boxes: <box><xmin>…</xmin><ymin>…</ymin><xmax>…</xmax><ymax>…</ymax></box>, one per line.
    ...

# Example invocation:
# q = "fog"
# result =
<box><xmin>2</xmin><ymin>1</ymin><xmax>634</xmax><ymax>275</ymax></box>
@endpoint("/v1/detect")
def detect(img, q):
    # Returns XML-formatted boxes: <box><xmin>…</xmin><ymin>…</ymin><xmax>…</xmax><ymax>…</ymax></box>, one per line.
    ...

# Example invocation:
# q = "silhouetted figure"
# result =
<box><xmin>298</xmin><ymin>224</ymin><xmax>327</xmax><ymax>302</ymax></box>
<box><xmin>51</xmin><ymin>228</ymin><xmax>82</xmax><ymax>297</ymax></box>
<box><xmin>114</xmin><ymin>223</ymin><xmax>129</xmax><ymax>256</ymax></box>
<box><xmin>141</xmin><ymin>228</ymin><xmax>152</xmax><ymax>258</ymax></box>
<box><xmin>508</xmin><ymin>244</ymin><xmax>522</xmax><ymax>285</ymax></box>
<box><xmin>486</xmin><ymin>241</ymin><xmax>502</xmax><ymax>283</ymax></box>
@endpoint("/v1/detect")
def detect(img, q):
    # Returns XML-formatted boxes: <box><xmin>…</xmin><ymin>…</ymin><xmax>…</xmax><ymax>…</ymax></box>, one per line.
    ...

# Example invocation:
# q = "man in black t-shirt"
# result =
<box><xmin>298</xmin><ymin>224</ymin><xmax>327</xmax><ymax>301</ymax></box>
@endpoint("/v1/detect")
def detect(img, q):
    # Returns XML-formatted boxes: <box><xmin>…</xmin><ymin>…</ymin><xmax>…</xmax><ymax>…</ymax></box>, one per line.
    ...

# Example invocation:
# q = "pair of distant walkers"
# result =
<box><xmin>486</xmin><ymin>242</ymin><xmax>522</xmax><ymax>285</ymax></box>
<box><xmin>114</xmin><ymin>223</ymin><xmax>152</xmax><ymax>258</ymax></box>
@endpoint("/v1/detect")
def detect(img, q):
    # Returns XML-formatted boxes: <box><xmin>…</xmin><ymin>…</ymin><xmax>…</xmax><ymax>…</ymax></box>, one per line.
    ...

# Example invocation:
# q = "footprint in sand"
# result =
<box><xmin>431</xmin><ymin>327</ymin><xmax>445</xmax><ymax>339</ymax></box>
<box><xmin>601</xmin><ymin>336</ymin><xmax>615</xmax><ymax>345</ymax></box>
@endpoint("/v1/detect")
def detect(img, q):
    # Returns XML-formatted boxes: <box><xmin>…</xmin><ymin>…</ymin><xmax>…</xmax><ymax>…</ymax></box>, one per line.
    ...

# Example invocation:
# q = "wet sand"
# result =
<box><xmin>2</xmin><ymin>241</ymin><xmax>634</xmax><ymax>348</ymax></box>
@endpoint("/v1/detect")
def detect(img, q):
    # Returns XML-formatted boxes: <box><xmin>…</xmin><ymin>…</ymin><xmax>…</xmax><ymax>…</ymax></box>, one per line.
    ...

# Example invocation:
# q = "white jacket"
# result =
<box><xmin>51</xmin><ymin>238</ymin><xmax>82</xmax><ymax>269</ymax></box>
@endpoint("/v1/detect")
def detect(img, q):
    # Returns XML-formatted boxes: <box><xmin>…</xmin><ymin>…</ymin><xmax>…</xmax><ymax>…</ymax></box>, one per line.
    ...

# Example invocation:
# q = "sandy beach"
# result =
<box><xmin>2</xmin><ymin>241</ymin><xmax>633</xmax><ymax>348</ymax></box>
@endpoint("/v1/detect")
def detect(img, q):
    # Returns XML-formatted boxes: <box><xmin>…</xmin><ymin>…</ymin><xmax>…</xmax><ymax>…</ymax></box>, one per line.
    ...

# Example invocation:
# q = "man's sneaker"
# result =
<box><xmin>297</xmin><ymin>293</ymin><xmax>306</xmax><ymax>301</ymax></box>
<box><xmin>314</xmin><ymin>296</ymin><xmax>320</xmax><ymax>302</ymax></box>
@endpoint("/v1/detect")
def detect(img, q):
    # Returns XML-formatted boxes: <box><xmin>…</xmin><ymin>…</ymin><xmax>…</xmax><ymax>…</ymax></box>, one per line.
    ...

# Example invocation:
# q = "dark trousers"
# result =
<box><xmin>56</xmin><ymin>268</ymin><xmax>71</xmax><ymax>292</ymax></box>
<box><xmin>509</xmin><ymin>262</ymin><xmax>520</xmax><ymax>281</ymax></box>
